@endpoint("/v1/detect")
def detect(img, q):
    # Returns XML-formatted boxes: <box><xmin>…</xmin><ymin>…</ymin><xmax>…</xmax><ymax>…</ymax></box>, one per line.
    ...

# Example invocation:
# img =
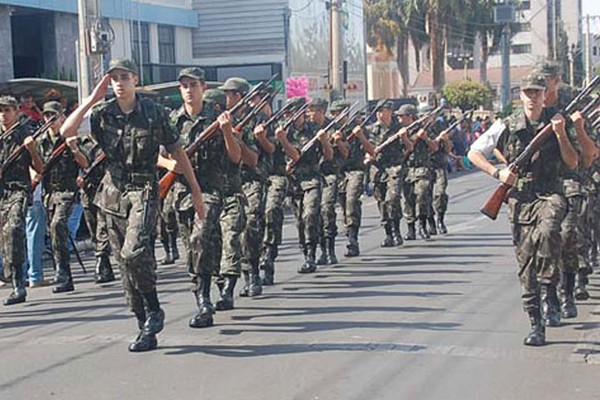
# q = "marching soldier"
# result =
<box><xmin>429</xmin><ymin>117</ymin><xmax>453</xmax><ymax>234</ymax></box>
<box><xmin>36</xmin><ymin>101</ymin><xmax>89</xmax><ymax>293</ymax></box>
<box><xmin>61</xmin><ymin>59</ymin><xmax>205</xmax><ymax>352</ymax></box>
<box><xmin>277</xmin><ymin>98</ymin><xmax>333</xmax><ymax>273</ymax></box>
<box><xmin>468</xmin><ymin>74</ymin><xmax>578</xmax><ymax>346</ymax></box>
<box><xmin>399</xmin><ymin>104</ymin><xmax>439</xmax><ymax>240</ymax></box>
<box><xmin>0</xmin><ymin>95</ymin><xmax>43</xmax><ymax>305</ymax></box>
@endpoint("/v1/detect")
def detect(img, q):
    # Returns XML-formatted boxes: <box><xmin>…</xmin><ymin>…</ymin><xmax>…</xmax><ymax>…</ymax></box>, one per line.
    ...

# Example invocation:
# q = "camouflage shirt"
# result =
<box><xmin>0</xmin><ymin>121</ymin><xmax>34</xmax><ymax>192</ymax></box>
<box><xmin>367</xmin><ymin>119</ymin><xmax>404</xmax><ymax>169</ymax></box>
<box><xmin>37</xmin><ymin>131</ymin><xmax>84</xmax><ymax>193</ymax></box>
<box><xmin>289</xmin><ymin>120</ymin><xmax>323</xmax><ymax>180</ymax></box>
<box><xmin>79</xmin><ymin>135</ymin><xmax>107</xmax><ymax>195</ymax></box>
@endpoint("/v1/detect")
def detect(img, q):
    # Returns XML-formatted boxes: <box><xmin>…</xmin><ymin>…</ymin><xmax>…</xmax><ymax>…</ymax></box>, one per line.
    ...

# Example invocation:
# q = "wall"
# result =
<box><xmin>0</xmin><ymin>5</ymin><xmax>13</xmax><ymax>81</ymax></box>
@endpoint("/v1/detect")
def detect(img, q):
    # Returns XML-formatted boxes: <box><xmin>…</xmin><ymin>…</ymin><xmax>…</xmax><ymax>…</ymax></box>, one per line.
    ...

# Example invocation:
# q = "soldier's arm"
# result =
<box><xmin>354</xmin><ymin>126</ymin><xmax>376</xmax><ymax>157</ymax></box>
<box><xmin>254</xmin><ymin>123</ymin><xmax>275</xmax><ymax>154</ymax></box>
<box><xmin>61</xmin><ymin>75</ymin><xmax>111</xmax><ymax>139</ymax></box>
<box><xmin>551</xmin><ymin>114</ymin><xmax>579</xmax><ymax>170</ymax></box>
<box><xmin>318</xmin><ymin>129</ymin><xmax>333</xmax><ymax>161</ymax></box>
<box><xmin>67</xmin><ymin>137</ymin><xmax>89</xmax><ymax>169</ymax></box>
<box><xmin>168</xmin><ymin>145</ymin><xmax>205</xmax><ymax>219</ymax></box>
<box><xmin>571</xmin><ymin>111</ymin><xmax>598</xmax><ymax>168</ymax></box>
<box><xmin>275</xmin><ymin>127</ymin><xmax>300</xmax><ymax>162</ymax></box>
<box><xmin>218</xmin><ymin>112</ymin><xmax>241</xmax><ymax>164</ymax></box>
<box><xmin>24</xmin><ymin>136</ymin><xmax>43</xmax><ymax>174</ymax></box>
<box><xmin>332</xmin><ymin>131</ymin><xmax>349</xmax><ymax>159</ymax></box>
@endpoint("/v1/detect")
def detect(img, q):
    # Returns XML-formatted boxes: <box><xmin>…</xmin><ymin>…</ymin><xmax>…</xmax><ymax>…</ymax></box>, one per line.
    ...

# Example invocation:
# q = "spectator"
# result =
<box><xmin>19</xmin><ymin>93</ymin><xmax>42</xmax><ymax>122</ymax></box>
<box><xmin>26</xmin><ymin>170</ymin><xmax>49</xmax><ymax>287</ymax></box>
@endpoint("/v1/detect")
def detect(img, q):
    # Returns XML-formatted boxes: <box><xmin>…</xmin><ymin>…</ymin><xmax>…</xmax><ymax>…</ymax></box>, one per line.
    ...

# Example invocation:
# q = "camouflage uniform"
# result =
<box><xmin>157</xmin><ymin>170</ymin><xmax>179</xmax><ymax>265</ymax></box>
<box><xmin>0</xmin><ymin>108</ymin><xmax>33</xmax><ymax>305</ymax></box>
<box><xmin>37</xmin><ymin>122</ymin><xmax>84</xmax><ymax>292</ymax></box>
<box><xmin>289</xmin><ymin>120</ymin><xmax>324</xmax><ymax>273</ymax></box>
<box><xmin>428</xmin><ymin>122</ymin><xmax>450</xmax><ymax>235</ymax></box>
<box><xmin>80</xmin><ymin>136</ymin><xmax>113</xmax><ymax>283</ymax></box>
<box><xmin>368</xmin><ymin>118</ymin><xmax>406</xmax><ymax>246</ymax></box>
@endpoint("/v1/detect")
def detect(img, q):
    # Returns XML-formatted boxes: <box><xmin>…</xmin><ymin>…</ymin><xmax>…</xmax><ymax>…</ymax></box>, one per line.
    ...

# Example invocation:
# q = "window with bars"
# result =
<box><xmin>131</xmin><ymin>21</ymin><xmax>150</xmax><ymax>66</ymax></box>
<box><xmin>158</xmin><ymin>25</ymin><xmax>175</xmax><ymax>64</ymax></box>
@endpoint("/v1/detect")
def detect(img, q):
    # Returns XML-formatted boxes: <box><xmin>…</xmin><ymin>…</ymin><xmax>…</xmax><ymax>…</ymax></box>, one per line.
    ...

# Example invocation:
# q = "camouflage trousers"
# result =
<box><xmin>189</xmin><ymin>192</ymin><xmax>245</xmax><ymax>290</ymax></box>
<box><xmin>0</xmin><ymin>189</ymin><xmax>29</xmax><ymax>282</ymax></box>
<box><xmin>508</xmin><ymin>194</ymin><xmax>566</xmax><ymax>312</ymax></box>
<box><xmin>320</xmin><ymin>173</ymin><xmax>339</xmax><ymax>239</ymax></box>
<box><xmin>241</xmin><ymin>180</ymin><xmax>266</xmax><ymax>271</ymax></box>
<box><xmin>403</xmin><ymin>167</ymin><xmax>433</xmax><ymax>223</ymax></box>
<box><xmin>290</xmin><ymin>177</ymin><xmax>322</xmax><ymax>247</ymax></box>
<box><xmin>158</xmin><ymin>188</ymin><xmax>178</xmax><ymax>249</ymax></box>
<box><xmin>560</xmin><ymin>180</ymin><xmax>588</xmax><ymax>274</ymax></box>
<box><xmin>45</xmin><ymin>191</ymin><xmax>77</xmax><ymax>268</ymax></box>
<box><xmin>339</xmin><ymin>170</ymin><xmax>364</xmax><ymax>230</ymax></box>
<box><xmin>82</xmin><ymin>189</ymin><xmax>110</xmax><ymax>258</ymax></box>
<box><xmin>431</xmin><ymin>168</ymin><xmax>449</xmax><ymax>216</ymax></box>
<box><xmin>374</xmin><ymin>165</ymin><xmax>403</xmax><ymax>228</ymax></box>
<box><xmin>588</xmin><ymin>188</ymin><xmax>600</xmax><ymax>262</ymax></box>
<box><xmin>103</xmin><ymin>188</ymin><xmax>160</xmax><ymax>314</ymax></box>
<box><xmin>263</xmin><ymin>175</ymin><xmax>288</xmax><ymax>247</ymax></box>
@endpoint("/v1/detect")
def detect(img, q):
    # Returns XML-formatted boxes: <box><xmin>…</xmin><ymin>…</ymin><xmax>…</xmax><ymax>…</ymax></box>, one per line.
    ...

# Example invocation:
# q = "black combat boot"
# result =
<box><xmin>128</xmin><ymin>311</ymin><xmax>158</xmax><ymax>352</ymax></box>
<box><xmin>523</xmin><ymin>309</ymin><xmax>546</xmax><ymax>346</ymax></box>
<box><xmin>216</xmin><ymin>275</ymin><xmax>237</xmax><ymax>311</ymax></box>
<box><xmin>344</xmin><ymin>227</ymin><xmax>360</xmax><ymax>257</ymax></box>
<box><xmin>404</xmin><ymin>223</ymin><xmax>416</xmax><ymax>241</ymax></box>
<box><xmin>259</xmin><ymin>245</ymin><xmax>276</xmax><ymax>286</ymax></box>
<box><xmin>170</xmin><ymin>233</ymin><xmax>180</xmax><ymax>261</ymax></box>
<box><xmin>53</xmin><ymin>263</ymin><xmax>74</xmax><ymax>293</ymax></box>
<box><xmin>189</xmin><ymin>276</ymin><xmax>215</xmax><ymax>328</ymax></box>
<box><xmin>298</xmin><ymin>243</ymin><xmax>317</xmax><ymax>274</ymax></box>
<box><xmin>541</xmin><ymin>284</ymin><xmax>561</xmax><ymax>327</ymax></box>
<box><xmin>239</xmin><ymin>270</ymin><xmax>250</xmax><ymax>297</ymax></box>
<box><xmin>559</xmin><ymin>272</ymin><xmax>577</xmax><ymax>319</ymax></box>
<box><xmin>248</xmin><ymin>259</ymin><xmax>263</xmax><ymax>297</ymax></box>
<box><xmin>326</xmin><ymin>237</ymin><xmax>338</xmax><ymax>265</ymax></box>
<box><xmin>4</xmin><ymin>273</ymin><xmax>27</xmax><ymax>306</ymax></box>
<box><xmin>418</xmin><ymin>217</ymin><xmax>430</xmax><ymax>240</ymax></box>
<box><xmin>427</xmin><ymin>216</ymin><xmax>438</xmax><ymax>236</ymax></box>
<box><xmin>161</xmin><ymin>239</ymin><xmax>174</xmax><ymax>265</ymax></box>
<box><xmin>574</xmin><ymin>271</ymin><xmax>590</xmax><ymax>301</ymax></box>
<box><xmin>142</xmin><ymin>289</ymin><xmax>165</xmax><ymax>335</ymax></box>
<box><xmin>392</xmin><ymin>219</ymin><xmax>403</xmax><ymax>247</ymax></box>
<box><xmin>94</xmin><ymin>255</ymin><xmax>115</xmax><ymax>284</ymax></box>
<box><xmin>317</xmin><ymin>237</ymin><xmax>328</xmax><ymax>265</ymax></box>
<box><xmin>381</xmin><ymin>224</ymin><xmax>395</xmax><ymax>247</ymax></box>
<box><xmin>437</xmin><ymin>213</ymin><xmax>448</xmax><ymax>234</ymax></box>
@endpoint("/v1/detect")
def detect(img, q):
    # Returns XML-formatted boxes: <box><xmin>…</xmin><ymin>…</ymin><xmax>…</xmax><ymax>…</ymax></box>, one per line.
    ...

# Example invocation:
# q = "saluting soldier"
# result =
<box><xmin>468</xmin><ymin>74</ymin><xmax>578</xmax><ymax>346</ymax></box>
<box><xmin>0</xmin><ymin>95</ymin><xmax>43</xmax><ymax>305</ymax></box>
<box><xmin>36</xmin><ymin>101</ymin><xmax>89</xmax><ymax>293</ymax></box>
<box><xmin>61</xmin><ymin>59</ymin><xmax>205</xmax><ymax>352</ymax></box>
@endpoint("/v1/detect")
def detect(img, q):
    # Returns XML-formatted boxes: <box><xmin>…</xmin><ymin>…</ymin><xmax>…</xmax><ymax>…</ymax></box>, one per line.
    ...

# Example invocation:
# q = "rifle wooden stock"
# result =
<box><xmin>78</xmin><ymin>153</ymin><xmax>107</xmax><ymax>188</ymax></box>
<box><xmin>32</xmin><ymin>141</ymin><xmax>68</xmax><ymax>189</ymax></box>
<box><xmin>480</xmin><ymin>182</ymin><xmax>512</xmax><ymax>220</ymax></box>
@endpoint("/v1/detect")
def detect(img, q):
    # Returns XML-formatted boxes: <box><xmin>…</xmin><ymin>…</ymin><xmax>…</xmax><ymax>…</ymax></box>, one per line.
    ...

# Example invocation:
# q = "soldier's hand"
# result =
<box><xmin>399</xmin><ymin>127</ymin><xmax>409</xmax><ymax>138</ymax></box>
<box><xmin>24</xmin><ymin>136</ymin><xmax>36</xmax><ymax>151</ymax></box>
<box><xmin>498</xmin><ymin>167</ymin><xmax>517</xmax><ymax>186</ymax></box>
<box><xmin>352</xmin><ymin>126</ymin><xmax>363</xmax><ymax>137</ymax></box>
<box><xmin>417</xmin><ymin>128</ymin><xmax>428</xmax><ymax>140</ymax></box>
<box><xmin>332</xmin><ymin>130</ymin><xmax>344</xmax><ymax>142</ymax></box>
<box><xmin>571</xmin><ymin>111</ymin><xmax>585</xmax><ymax>130</ymax></box>
<box><xmin>31</xmin><ymin>171</ymin><xmax>42</xmax><ymax>186</ymax></box>
<box><xmin>551</xmin><ymin>113</ymin><xmax>566</xmax><ymax>136</ymax></box>
<box><xmin>89</xmin><ymin>74</ymin><xmax>111</xmax><ymax>105</ymax></box>
<box><xmin>76</xmin><ymin>176</ymin><xmax>84</xmax><ymax>189</ymax></box>
<box><xmin>254</xmin><ymin>123</ymin><xmax>267</xmax><ymax>138</ymax></box>
<box><xmin>275</xmin><ymin>126</ymin><xmax>287</xmax><ymax>141</ymax></box>
<box><xmin>66</xmin><ymin>136</ymin><xmax>79</xmax><ymax>151</ymax></box>
<box><xmin>437</xmin><ymin>129</ymin><xmax>450</xmax><ymax>141</ymax></box>
<box><xmin>193</xmin><ymin>195</ymin><xmax>206</xmax><ymax>220</ymax></box>
<box><xmin>218</xmin><ymin>111</ymin><xmax>232</xmax><ymax>129</ymax></box>
<box><xmin>317</xmin><ymin>129</ymin><xmax>328</xmax><ymax>142</ymax></box>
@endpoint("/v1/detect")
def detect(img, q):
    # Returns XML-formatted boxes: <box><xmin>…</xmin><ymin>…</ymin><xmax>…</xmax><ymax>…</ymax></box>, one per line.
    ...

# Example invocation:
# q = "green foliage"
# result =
<box><xmin>443</xmin><ymin>80</ymin><xmax>491</xmax><ymax>111</ymax></box>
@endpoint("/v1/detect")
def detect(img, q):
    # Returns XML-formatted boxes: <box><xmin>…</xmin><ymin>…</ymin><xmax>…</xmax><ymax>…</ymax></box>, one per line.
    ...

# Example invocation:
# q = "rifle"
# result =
<box><xmin>78</xmin><ymin>153</ymin><xmax>106</xmax><ymax>188</ymax></box>
<box><xmin>233</xmin><ymin>85</ymin><xmax>281</xmax><ymax>135</ymax></box>
<box><xmin>407</xmin><ymin>106</ymin><xmax>445</xmax><ymax>142</ymax></box>
<box><xmin>157</xmin><ymin>74</ymin><xmax>279</xmax><ymax>199</ymax></box>
<box><xmin>262</xmin><ymin>98</ymin><xmax>304</xmax><ymax>130</ymax></box>
<box><xmin>282</xmin><ymin>102</ymin><xmax>311</xmax><ymax>131</ymax></box>
<box><xmin>0</xmin><ymin>117</ymin><xmax>30</xmax><ymax>141</ymax></box>
<box><xmin>480</xmin><ymin>81</ymin><xmax>600</xmax><ymax>220</ymax></box>
<box><xmin>32</xmin><ymin>140</ymin><xmax>68</xmax><ymax>189</ymax></box>
<box><xmin>0</xmin><ymin>113</ymin><xmax>60</xmax><ymax>179</ymax></box>
<box><xmin>345</xmin><ymin>99</ymin><xmax>388</xmax><ymax>143</ymax></box>
<box><xmin>285</xmin><ymin>104</ymin><xmax>354</xmax><ymax>174</ymax></box>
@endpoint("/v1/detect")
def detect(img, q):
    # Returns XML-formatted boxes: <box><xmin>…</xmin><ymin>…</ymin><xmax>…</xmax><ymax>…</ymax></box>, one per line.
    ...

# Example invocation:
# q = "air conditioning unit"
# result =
<box><xmin>494</xmin><ymin>4</ymin><xmax>515</xmax><ymax>24</ymax></box>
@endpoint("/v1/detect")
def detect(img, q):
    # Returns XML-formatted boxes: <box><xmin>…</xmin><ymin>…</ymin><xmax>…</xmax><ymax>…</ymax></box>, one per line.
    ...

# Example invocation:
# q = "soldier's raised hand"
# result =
<box><xmin>217</xmin><ymin>111</ymin><xmax>232</xmax><ymax>129</ymax></box>
<box><xmin>254</xmin><ymin>123</ymin><xmax>266</xmax><ymax>138</ymax></box>
<box><xmin>23</xmin><ymin>136</ymin><xmax>36</xmax><ymax>151</ymax></box>
<box><xmin>275</xmin><ymin>126</ymin><xmax>287</xmax><ymax>141</ymax></box>
<box><xmin>89</xmin><ymin>74</ymin><xmax>111</xmax><ymax>105</ymax></box>
<box><xmin>551</xmin><ymin>113</ymin><xmax>566</xmax><ymax>137</ymax></box>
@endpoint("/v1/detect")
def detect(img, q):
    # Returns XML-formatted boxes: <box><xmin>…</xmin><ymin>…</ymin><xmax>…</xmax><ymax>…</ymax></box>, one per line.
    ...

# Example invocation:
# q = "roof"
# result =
<box><xmin>410</xmin><ymin>66</ymin><xmax>535</xmax><ymax>91</ymax></box>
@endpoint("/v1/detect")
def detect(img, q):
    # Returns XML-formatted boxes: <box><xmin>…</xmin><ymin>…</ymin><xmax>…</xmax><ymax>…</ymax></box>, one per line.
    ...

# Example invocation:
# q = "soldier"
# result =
<box><xmin>468</xmin><ymin>74</ymin><xmax>578</xmax><ymax>346</ymax></box>
<box><xmin>400</xmin><ymin>104</ymin><xmax>439</xmax><ymax>240</ymax></box>
<box><xmin>79</xmin><ymin>135</ymin><xmax>115</xmax><ymax>284</ymax></box>
<box><xmin>0</xmin><ymin>95</ymin><xmax>43</xmax><ymax>305</ymax></box>
<box><xmin>61</xmin><ymin>59</ymin><xmax>205</xmax><ymax>352</ymax></box>
<box><xmin>36</xmin><ymin>101</ymin><xmax>89</xmax><ymax>293</ymax></box>
<box><xmin>365</xmin><ymin>101</ymin><xmax>412</xmax><ymax>247</ymax></box>
<box><xmin>277</xmin><ymin>98</ymin><xmax>333</xmax><ymax>273</ymax></box>
<box><xmin>429</xmin><ymin>117</ymin><xmax>453</xmax><ymax>234</ymax></box>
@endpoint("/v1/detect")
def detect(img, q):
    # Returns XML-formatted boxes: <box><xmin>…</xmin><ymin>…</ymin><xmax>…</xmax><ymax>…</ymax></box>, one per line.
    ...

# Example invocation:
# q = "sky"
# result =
<box><xmin>582</xmin><ymin>0</ymin><xmax>600</xmax><ymax>16</ymax></box>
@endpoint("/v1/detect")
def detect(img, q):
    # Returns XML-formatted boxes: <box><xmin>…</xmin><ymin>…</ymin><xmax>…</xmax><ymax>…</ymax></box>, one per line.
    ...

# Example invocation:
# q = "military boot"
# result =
<box><xmin>541</xmin><ymin>284</ymin><xmax>561</xmax><ymax>327</ymax></box>
<box><xmin>161</xmin><ymin>239</ymin><xmax>174</xmax><ymax>265</ymax></box>
<box><xmin>418</xmin><ymin>217</ymin><xmax>430</xmax><ymax>240</ymax></box>
<box><xmin>437</xmin><ymin>213</ymin><xmax>448</xmax><ymax>234</ymax></box>
<box><xmin>128</xmin><ymin>311</ymin><xmax>158</xmax><ymax>352</ymax></box>
<box><xmin>392</xmin><ymin>219</ymin><xmax>403</xmax><ymax>246</ymax></box>
<box><xmin>381</xmin><ymin>224</ymin><xmax>395</xmax><ymax>247</ymax></box>
<box><xmin>239</xmin><ymin>270</ymin><xmax>250</xmax><ymax>297</ymax></box>
<box><xmin>427</xmin><ymin>216</ymin><xmax>438</xmax><ymax>236</ymax></box>
<box><xmin>189</xmin><ymin>276</ymin><xmax>215</xmax><ymax>328</ymax></box>
<box><xmin>216</xmin><ymin>275</ymin><xmax>237</xmax><ymax>311</ymax></box>
<box><xmin>326</xmin><ymin>237</ymin><xmax>338</xmax><ymax>265</ymax></box>
<box><xmin>404</xmin><ymin>223</ymin><xmax>416</xmax><ymax>241</ymax></box>
<box><xmin>53</xmin><ymin>263</ymin><xmax>74</xmax><ymax>293</ymax></box>
<box><xmin>344</xmin><ymin>227</ymin><xmax>360</xmax><ymax>257</ymax></box>
<box><xmin>4</xmin><ymin>274</ymin><xmax>27</xmax><ymax>306</ymax></box>
<box><xmin>260</xmin><ymin>245</ymin><xmax>276</xmax><ymax>286</ymax></box>
<box><xmin>94</xmin><ymin>255</ymin><xmax>115</xmax><ymax>284</ymax></box>
<box><xmin>574</xmin><ymin>271</ymin><xmax>590</xmax><ymax>301</ymax></box>
<box><xmin>317</xmin><ymin>238</ymin><xmax>328</xmax><ymax>265</ymax></box>
<box><xmin>559</xmin><ymin>272</ymin><xmax>577</xmax><ymax>319</ymax></box>
<box><xmin>523</xmin><ymin>309</ymin><xmax>546</xmax><ymax>346</ymax></box>
<box><xmin>248</xmin><ymin>259</ymin><xmax>263</xmax><ymax>297</ymax></box>
<box><xmin>142</xmin><ymin>289</ymin><xmax>165</xmax><ymax>335</ymax></box>
<box><xmin>298</xmin><ymin>243</ymin><xmax>317</xmax><ymax>274</ymax></box>
<box><xmin>170</xmin><ymin>233</ymin><xmax>180</xmax><ymax>261</ymax></box>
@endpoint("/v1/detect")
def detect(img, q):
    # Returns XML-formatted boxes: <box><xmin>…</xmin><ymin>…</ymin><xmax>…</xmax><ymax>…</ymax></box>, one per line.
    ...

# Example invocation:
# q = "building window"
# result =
<box><xmin>513</xmin><ymin>22</ymin><xmax>531</xmax><ymax>33</ymax></box>
<box><xmin>511</xmin><ymin>44</ymin><xmax>532</xmax><ymax>54</ymax></box>
<box><xmin>158</xmin><ymin>25</ymin><xmax>175</xmax><ymax>64</ymax></box>
<box><xmin>131</xmin><ymin>22</ymin><xmax>150</xmax><ymax>66</ymax></box>
<box><xmin>517</xmin><ymin>1</ymin><xmax>531</xmax><ymax>10</ymax></box>
<box><xmin>594</xmin><ymin>46</ymin><xmax>598</xmax><ymax>56</ymax></box>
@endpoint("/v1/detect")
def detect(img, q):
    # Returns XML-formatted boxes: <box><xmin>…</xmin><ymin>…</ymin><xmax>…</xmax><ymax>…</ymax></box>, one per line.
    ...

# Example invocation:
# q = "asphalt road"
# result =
<box><xmin>1</xmin><ymin>170</ymin><xmax>599</xmax><ymax>400</ymax></box>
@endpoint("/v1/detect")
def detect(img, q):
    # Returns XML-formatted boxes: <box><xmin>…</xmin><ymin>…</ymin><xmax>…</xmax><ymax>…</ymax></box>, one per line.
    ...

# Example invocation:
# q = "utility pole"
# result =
<box><xmin>77</xmin><ymin>0</ymin><xmax>112</xmax><ymax>100</ymax></box>
<box><xmin>328</xmin><ymin>0</ymin><xmax>343</xmax><ymax>101</ymax></box>
<box><xmin>494</xmin><ymin>2</ymin><xmax>514</xmax><ymax>113</ymax></box>
<box><xmin>569</xmin><ymin>44</ymin><xmax>575</xmax><ymax>85</ymax></box>
<box><xmin>585</xmin><ymin>14</ymin><xmax>592</xmax><ymax>85</ymax></box>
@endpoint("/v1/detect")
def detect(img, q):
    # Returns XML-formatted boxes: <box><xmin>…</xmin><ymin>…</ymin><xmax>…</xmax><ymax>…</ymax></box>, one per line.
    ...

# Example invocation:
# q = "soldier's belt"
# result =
<box><xmin>108</xmin><ymin>168</ymin><xmax>156</xmax><ymax>187</ymax></box>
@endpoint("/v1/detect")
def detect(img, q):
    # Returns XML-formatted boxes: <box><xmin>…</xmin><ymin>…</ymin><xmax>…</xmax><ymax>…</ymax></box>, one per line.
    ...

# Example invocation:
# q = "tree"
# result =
<box><xmin>443</xmin><ymin>80</ymin><xmax>491</xmax><ymax>111</ymax></box>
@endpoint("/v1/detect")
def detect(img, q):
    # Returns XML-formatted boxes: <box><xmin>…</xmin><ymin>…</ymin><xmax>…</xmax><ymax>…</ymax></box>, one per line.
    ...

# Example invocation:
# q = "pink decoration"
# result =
<box><xmin>286</xmin><ymin>76</ymin><xmax>310</xmax><ymax>101</ymax></box>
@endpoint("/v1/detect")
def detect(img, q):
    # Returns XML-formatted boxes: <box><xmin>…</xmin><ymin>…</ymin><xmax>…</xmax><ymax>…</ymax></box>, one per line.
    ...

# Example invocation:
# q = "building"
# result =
<box><xmin>0</xmin><ymin>0</ymin><xmax>196</xmax><ymax>83</ymax></box>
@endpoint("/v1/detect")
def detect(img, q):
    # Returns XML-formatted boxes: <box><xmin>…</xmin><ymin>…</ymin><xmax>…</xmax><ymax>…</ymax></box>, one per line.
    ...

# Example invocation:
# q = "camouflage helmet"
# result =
<box><xmin>42</xmin><ymin>101</ymin><xmax>64</xmax><ymax>115</ymax></box>
<box><xmin>0</xmin><ymin>95</ymin><xmax>18</xmax><ymax>108</ymax></box>
<box><xmin>330</xmin><ymin>99</ymin><xmax>351</xmax><ymax>113</ymax></box>
<box><xmin>520</xmin><ymin>74</ymin><xmax>547</xmax><ymax>91</ymax></box>
<box><xmin>308</xmin><ymin>97</ymin><xmax>328</xmax><ymax>111</ymax></box>
<box><xmin>395</xmin><ymin>104</ymin><xmax>418</xmax><ymax>116</ymax></box>
<box><xmin>178</xmin><ymin>67</ymin><xmax>205</xmax><ymax>82</ymax></box>
<box><xmin>203</xmin><ymin>89</ymin><xmax>227</xmax><ymax>109</ymax></box>
<box><xmin>535</xmin><ymin>60</ymin><xmax>561</xmax><ymax>77</ymax></box>
<box><xmin>107</xmin><ymin>58</ymin><xmax>139</xmax><ymax>75</ymax></box>
<box><xmin>218</xmin><ymin>77</ymin><xmax>250</xmax><ymax>95</ymax></box>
